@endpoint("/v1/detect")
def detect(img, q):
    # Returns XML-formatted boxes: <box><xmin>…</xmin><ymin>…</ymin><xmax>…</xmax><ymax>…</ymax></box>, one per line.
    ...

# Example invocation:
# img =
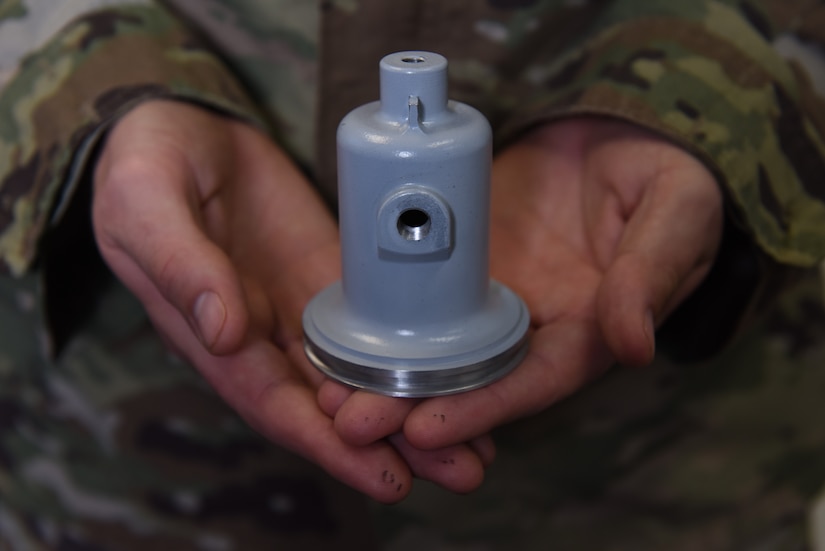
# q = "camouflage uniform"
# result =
<box><xmin>1</xmin><ymin>0</ymin><xmax>824</xmax><ymax>549</ymax></box>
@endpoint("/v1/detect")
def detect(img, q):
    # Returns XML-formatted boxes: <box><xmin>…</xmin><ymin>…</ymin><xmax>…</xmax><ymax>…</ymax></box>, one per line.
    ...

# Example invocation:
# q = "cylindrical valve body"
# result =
<box><xmin>340</xmin><ymin>53</ymin><xmax>489</xmax><ymax>326</ymax></box>
<box><xmin>303</xmin><ymin>51</ymin><xmax>529</xmax><ymax>397</ymax></box>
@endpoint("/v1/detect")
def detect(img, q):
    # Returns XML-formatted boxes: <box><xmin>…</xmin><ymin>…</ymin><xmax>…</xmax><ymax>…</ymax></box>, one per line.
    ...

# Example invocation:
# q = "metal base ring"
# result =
<box><xmin>304</xmin><ymin>332</ymin><xmax>528</xmax><ymax>398</ymax></box>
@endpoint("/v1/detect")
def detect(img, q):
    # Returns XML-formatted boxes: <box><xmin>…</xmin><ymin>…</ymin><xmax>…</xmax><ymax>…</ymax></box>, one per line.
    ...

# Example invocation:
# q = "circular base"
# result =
<box><xmin>302</xmin><ymin>281</ymin><xmax>530</xmax><ymax>397</ymax></box>
<box><xmin>304</xmin><ymin>333</ymin><xmax>528</xmax><ymax>398</ymax></box>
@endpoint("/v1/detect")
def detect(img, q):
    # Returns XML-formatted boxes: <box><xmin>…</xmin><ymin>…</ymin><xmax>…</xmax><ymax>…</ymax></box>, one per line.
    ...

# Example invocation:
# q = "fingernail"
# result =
<box><xmin>193</xmin><ymin>291</ymin><xmax>226</xmax><ymax>350</ymax></box>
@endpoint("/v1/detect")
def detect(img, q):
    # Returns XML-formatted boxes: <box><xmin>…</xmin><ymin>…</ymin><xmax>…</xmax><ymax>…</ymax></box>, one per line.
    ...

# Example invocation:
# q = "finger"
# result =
<box><xmin>404</xmin><ymin>321</ymin><xmax>612</xmax><ymax>450</ymax></box>
<box><xmin>468</xmin><ymin>434</ymin><xmax>497</xmax><ymax>467</ymax></box>
<box><xmin>317</xmin><ymin>380</ymin><xmax>355</xmax><ymax>417</ymax></box>
<box><xmin>208</xmin><ymin>344</ymin><xmax>414</xmax><ymax>503</ymax></box>
<box><xmin>136</xmin><ymin>282</ymin><xmax>415</xmax><ymax>503</ymax></box>
<box><xmin>596</xmin><ymin>255</ymin><xmax>658</xmax><ymax>366</ymax></box>
<box><xmin>388</xmin><ymin>433</ymin><xmax>486</xmax><ymax>494</ymax></box>
<box><xmin>581</xmin><ymin>176</ymin><xmax>630</xmax><ymax>271</ymax></box>
<box><xmin>321</xmin><ymin>385</ymin><xmax>498</xmax><ymax>467</ymax></box>
<box><xmin>254</xmin><ymin>380</ymin><xmax>415</xmax><ymax>504</ymax></box>
<box><xmin>333</xmin><ymin>391</ymin><xmax>420</xmax><ymax>447</ymax></box>
<box><xmin>597</xmin><ymin>165</ymin><xmax>723</xmax><ymax>366</ymax></box>
<box><xmin>93</xmin><ymin>164</ymin><xmax>250</xmax><ymax>355</ymax></box>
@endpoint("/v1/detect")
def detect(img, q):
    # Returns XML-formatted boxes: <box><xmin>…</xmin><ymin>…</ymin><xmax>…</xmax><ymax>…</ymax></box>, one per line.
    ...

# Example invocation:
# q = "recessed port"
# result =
<box><xmin>397</xmin><ymin>209</ymin><xmax>431</xmax><ymax>241</ymax></box>
<box><xmin>401</xmin><ymin>55</ymin><xmax>426</xmax><ymax>64</ymax></box>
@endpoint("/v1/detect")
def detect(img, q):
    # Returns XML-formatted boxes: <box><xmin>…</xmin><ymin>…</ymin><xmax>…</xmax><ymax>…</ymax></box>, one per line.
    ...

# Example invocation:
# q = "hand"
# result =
<box><xmin>321</xmin><ymin>116</ymin><xmax>723</xmax><ymax>452</ymax></box>
<box><xmin>92</xmin><ymin>100</ymin><xmax>491</xmax><ymax>502</ymax></box>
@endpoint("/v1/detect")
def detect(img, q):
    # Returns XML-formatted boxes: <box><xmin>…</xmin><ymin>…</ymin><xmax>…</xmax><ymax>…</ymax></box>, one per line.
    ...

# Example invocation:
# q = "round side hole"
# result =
<box><xmin>397</xmin><ymin>209</ymin><xmax>431</xmax><ymax>241</ymax></box>
<box><xmin>401</xmin><ymin>56</ymin><xmax>426</xmax><ymax>64</ymax></box>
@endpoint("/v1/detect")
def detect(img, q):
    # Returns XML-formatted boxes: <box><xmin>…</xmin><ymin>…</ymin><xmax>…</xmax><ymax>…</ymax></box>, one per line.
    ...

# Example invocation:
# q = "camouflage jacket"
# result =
<box><xmin>1</xmin><ymin>0</ymin><xmax>824</xmax><ymax>356</ymax></box>
<box><xmin>2</xmin><ymin>2</ymin><xmax>825</xmax><ymax>550</ymax></box>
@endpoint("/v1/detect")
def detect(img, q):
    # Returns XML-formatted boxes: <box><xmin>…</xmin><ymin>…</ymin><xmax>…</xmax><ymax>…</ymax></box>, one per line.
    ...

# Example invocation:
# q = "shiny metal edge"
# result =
<box><xmin>303</xmin><ymin>332</ymin><xmax>529</xmax><ymax>398</ymax></box>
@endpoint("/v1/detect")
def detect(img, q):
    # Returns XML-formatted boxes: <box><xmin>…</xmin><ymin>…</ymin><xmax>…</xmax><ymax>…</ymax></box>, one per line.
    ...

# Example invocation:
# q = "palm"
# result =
<box><xmin>493</xmin><ymin>118</ymin><xmax>720</xmax><ymax>325</ymax></box>
<box><xmin>327</xmin><ymin>117</ymin><xmax>723</xmax><ymax>452</ymax></box>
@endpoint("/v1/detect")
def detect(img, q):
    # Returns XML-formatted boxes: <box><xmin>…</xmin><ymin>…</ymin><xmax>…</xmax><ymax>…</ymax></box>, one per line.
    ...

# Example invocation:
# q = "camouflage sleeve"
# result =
<box><xmin>499</xmin><ymin>0</ymin><xmax>825</xmax><ymax>269</ymax></box>
<box><xmin>0</xmin><ymin>1</ymin><xmax>266</xmax><ymax>276</ymax></box>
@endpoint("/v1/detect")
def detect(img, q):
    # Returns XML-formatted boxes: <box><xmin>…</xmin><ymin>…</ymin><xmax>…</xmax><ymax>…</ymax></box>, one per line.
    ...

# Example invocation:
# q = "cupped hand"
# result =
<box><xmin>322</xmin><ymin>116</ymin><xmax>723</xmax><ymax>452</ymax></box>
<box><xmin>92</xmin><ymin>100</ymin><xmax>491</xmax><ymax>501</ymax></box>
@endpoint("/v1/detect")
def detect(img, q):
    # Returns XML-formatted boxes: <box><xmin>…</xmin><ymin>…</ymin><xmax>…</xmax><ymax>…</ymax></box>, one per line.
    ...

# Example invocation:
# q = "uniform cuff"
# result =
<box><xmin>0</xmin><ymin>4</ymin><xmax>267</xmax><ymax>276</ymax></box>
<box><xmin>498</xmin><ymin>3</ymin><xmax>825</xmax><ymax>268</ymax></box>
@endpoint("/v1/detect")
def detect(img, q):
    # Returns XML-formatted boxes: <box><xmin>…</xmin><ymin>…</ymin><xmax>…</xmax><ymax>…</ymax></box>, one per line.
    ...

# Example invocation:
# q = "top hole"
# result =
<box><xmin>401</xmin><ymin>56</ymin><xmax>426</xmax><ymax>64</ymax></box>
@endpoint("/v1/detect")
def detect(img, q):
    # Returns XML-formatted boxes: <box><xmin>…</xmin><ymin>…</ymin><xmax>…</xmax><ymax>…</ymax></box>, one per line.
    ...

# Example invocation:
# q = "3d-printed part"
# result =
<box><xmin>302</xmin><ymin>51</ymin><xmax>529</xmax><ymax>397</ymax></box>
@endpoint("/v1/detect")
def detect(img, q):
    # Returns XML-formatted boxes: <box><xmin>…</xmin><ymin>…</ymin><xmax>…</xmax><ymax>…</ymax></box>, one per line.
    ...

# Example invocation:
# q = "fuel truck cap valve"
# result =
<box><xmin>302</xmin><ymin>51</ymin><xmax>530</xmax><ymax>397</ymax></box>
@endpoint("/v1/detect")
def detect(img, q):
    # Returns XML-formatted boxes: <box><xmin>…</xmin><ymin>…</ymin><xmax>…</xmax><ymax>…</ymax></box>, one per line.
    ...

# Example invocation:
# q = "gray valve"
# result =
<box><xmin>302</xmin><ymin>51</ymin><xmax>529</xmax><ymax>397</ymax></box>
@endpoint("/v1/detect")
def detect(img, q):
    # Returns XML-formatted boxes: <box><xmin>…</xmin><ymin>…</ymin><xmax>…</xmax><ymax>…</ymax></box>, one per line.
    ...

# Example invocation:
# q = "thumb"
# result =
<box><xmin>597</xmin><ymin>169</ymin><xmax>723</xmax><ymax>367</ymax></box>
<box><xmin>597</xmin><ymin>252</ymin><xmax>668</xmax><ymax>367</ymax></box>
<box><xmin>93</xmin><ymin>156</ymin><xmax>249</xmax><ymax>356</ymax></box>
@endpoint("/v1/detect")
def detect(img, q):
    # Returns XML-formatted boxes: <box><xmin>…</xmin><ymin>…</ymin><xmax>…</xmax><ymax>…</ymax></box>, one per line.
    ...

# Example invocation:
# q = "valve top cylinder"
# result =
<box><xmin>337</xmin><ymin>51</ymin><xmax>491</xmax><ymax>326</ymax></box>
<box><xmin>303</xmin><ymin>51</ymin><xmax>529</xmax><ymax>398</ymax></box>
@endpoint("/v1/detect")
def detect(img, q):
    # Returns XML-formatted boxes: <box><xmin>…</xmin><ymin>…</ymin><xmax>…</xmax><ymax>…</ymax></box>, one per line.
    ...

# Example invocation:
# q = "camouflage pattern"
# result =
<box><xmin>497</xmin><ymin>0</ymin><xmax>825</xmax><ymax>268</ymax></box>
<box><xmin>0</xmin><ymin>0</ymin><xmax>825</xmax><ymax>549</ymax></box>
<box><xmin>375</xmin><ymin>266</ymin><xmax>825</xmax><ymax>551</ymax></box>
<box><xmin>2</xmin><ymin>0</ymin><xmax>824</xmax><ymax>272</ymax></box>
<box><xmin>162</xmin><ymin>0</ymin><xmax>319</xmax><ymax>170</ymax></box>
<box><xmin>316</xmin><ymin>0</ymin><xmax>825</xmax><ymax>272</ymax></box>
<box><xmin>0</xmin><ymin>1</ymin><xmax>25</xmax><ymax>28</ymax></box>
<box><xmin>0</xmin><ymin>269</ymin><xmax>375</xmax><ymax>549</ymax></box>
<box><xmin>0</xmin><ymin>1</ymin><xmax>264</xmax><ymax>276</ymax></box>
